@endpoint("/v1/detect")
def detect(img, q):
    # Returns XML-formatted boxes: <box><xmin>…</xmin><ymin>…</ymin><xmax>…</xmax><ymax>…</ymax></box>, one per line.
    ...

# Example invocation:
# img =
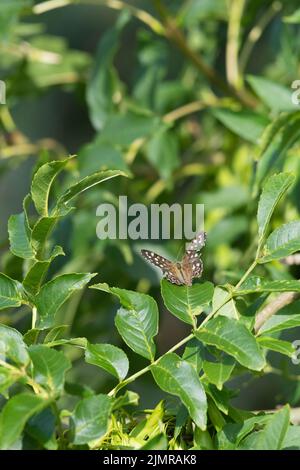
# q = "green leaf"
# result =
<box><xmin>247</xmin><ymin>75</ymin><xmax>297</xmax><ymax>113</ymax></box>
<box><xmin>257</xmin><ymin>173</ymin><xmax>295</xmax><ymax>241</ymax></box>
<box><xmin>0</xmin><ymin>367</ymin><xmax>20</xmax><ymax>394</ymax></box>
<box><xmin>43</xmin><ymin>325</ymin><xmax>69</xmax><ymax>344</ymax></box>
<box><xmin>31</xmin><ymin>159</ymin><xmax>71</xmax><ymax>217</ymax></box>
<box><xmin>72</xmin><ymin>394</ymin><xmax>112</xmax><ymax>445</ymax></box>
<box><xmin>161</xmin><ymin>280</ymin><xmax>214</xmax><ymax>326</ymax></box>
<box><xmin>23</xmin><ymin>246</ymin><xmax>64</xmax><ymax>296</ymax></box>
<box><xmin>213</xmin><ymin>108</ymin><xmax>268</xmax><ymax>143</ymax></box>
<box><xmin>259</xmin><ymin>221</ymin><xmax>300</xmax><ymax>262</ymax></box>
<box><xmin>257</xmin><ymin>336</ymin><xmax>295</xmax><ymax>357</ymax></box>
<box><xmin>237</xmin><ymin>276</ymin><xmax>300</xmax><ymax>294</ymax></box>
<box><xmin>101</xmin><ymin>112</ymin><xmax>160</xmax><ymax>147</ymax></box>
<box><xmin>86</xmin><ymin>11</ymin><xmax>130</xmax><ymax>130</ymax></box>
<box><xmin>195</xmin><ymin>316</ymin><xmax>266</xmax><ymax>371</ymax></box>
<box><xmin>254</xmin><ymin>111</ymin><xmax>300</xmax><ymax>189</ymax></box>
<box><xmin>0</xmin><ymin>273</ymin><xmax>23</xmax><ymax>310</ymax></box>
<box><xmin>146</xmin><ymin>126</ymin><xmax>180</xmax><ymax>179</ymax></box>
<box><xmin>182</xmin><ymin>338</ymin><xmax>204</xmax><ymax>373</ymax></box>
<box><xmin>284</xmin><ymin>9</ymin><xmax>300</xmax><ymax>23</ymax></box>
<box><xmin>282</xmin><ymin>425</ymin><xmax>300</xmax><ymax>450</ymax></box>
<box><xmin>217</xmin><ymin>414</ymin><xmax>270</xmax><ymax>449</ymax></box>
<box><xmin>193</xmin><ymin>427</ymin><xmax>214</xmax><ymax>449</ymax></box>
<box><xmin>252</xmin><ymin>405</ymin><xmax>290</xmax><ymax>450</ymax></box>
<box><xmin>0</xmin><ymin>324</ymin><xmax>29</xmax><ymax>366</ymax></box>
<box><xmin>57</xmin><ymin>170</ymin><xmax>128</xmax><ymax>206</ymax></box>
<box><xmin>205</xmin><ymin>383</ymin><xmax>230</xmax><ymax>415</ymax></box>
<box><xmin>151</xmin><ymin>353</ymin><xmax>207</xmax><ymax>430</ymax></box>
<box><xmin>0</xmin><ymin>393</ymin><xmax>49</xmax><ymax>450</ymax></box>
<box><xmin>35</xmin><ymin>273</ymin><xmax>96</xmax><ymax>329</ymax></box>
<box><xmin>26</xmin><ymin>408</ymin><xmax>57</xmax><ymax>450</ymax></box>
<box><xmin>112</xmin><ymin>391</ymin><xmax>139</xmax><ymax>411</ymax></box>
<box><xmin>78</xmin><ymin>137</ymin><xmax>128</xmax><ymax>176</ymax></box>
<box><xmin>8</xmin><ymin>212</ymin><xmax>35</xmax><ymax>259</ymax></box>
<box><xmin>259</xmin><ymin>300</ymin><xmax>300</xmax><ymax>335</ymax></box>
<box><xmin>203</xmin><ymin>356</ymin><xmax>235</xmax><ymax>390</ymax></box>
<box><xmin>85</xmin><ymin>342</ymin><xmax>129</xmax><ymax>381</ymax></box>
<box><xmin>29</xmin><ymin>345</ymin><xmax>71</xmax><ymax>393</ymax></box>
<box><xmin>213</xmin><ymin>286</ymin><xmax>239</xmax><ymax>319</ymax></box>
<box><xmin>91</xmin><ymin>283</ymin><xmax>158</xmax><ymax>361</ymax></box>
<box><xmin>140</xmin><ymin>433</ymin><xmax>168</xmax><ymax>450</ymax></box>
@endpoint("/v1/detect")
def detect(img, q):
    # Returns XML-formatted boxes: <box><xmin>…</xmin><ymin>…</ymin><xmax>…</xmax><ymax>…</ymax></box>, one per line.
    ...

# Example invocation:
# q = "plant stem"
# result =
<box><xmin>239</xmin><ymin>1</ymin><xmax>282</xmax><ymax>74</ymax></box>
<box><xmin>163</xmin><ymin>100</ymin><xmax>206</xmax><ymax>123</ymax></box>
<box><xmin>33</xmin><ymin>0</ymin><xmax>165</xmax><ymax>35</ymax></box>
<box><xmin>152</xmin><ymin>0</ymin><xmax>257</xmax><ymax>108</ymax></box>
<box><xmin>255</xmin><ymin>291</ymin><xmax>300</xmax><ymax>334</ymax></box>
<box><xmin>226</xmin><ymin>0</ymin><xmax>245</xmax><ymax>88</ymax></box>
<box><xmin>32</xmin><ymin>307</ymin><xmax>37</xmax><ymax>329</ymax></box>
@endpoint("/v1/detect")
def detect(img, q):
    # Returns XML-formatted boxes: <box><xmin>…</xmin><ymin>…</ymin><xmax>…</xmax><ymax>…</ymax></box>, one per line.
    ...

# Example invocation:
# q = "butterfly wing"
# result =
<box><xmin>141</xmin><ymin>249</ymin><xmax>183</xmax><ymax>285</ymax></box>
<box><xmin>186</xmin><ymin>231</ymin><xmax>207</xmax><ymax>252</ymax></box>
<box><xmin>181</xmin><ymin>250</ymin><xmax>203</xmax><ymax>283</ymax></box>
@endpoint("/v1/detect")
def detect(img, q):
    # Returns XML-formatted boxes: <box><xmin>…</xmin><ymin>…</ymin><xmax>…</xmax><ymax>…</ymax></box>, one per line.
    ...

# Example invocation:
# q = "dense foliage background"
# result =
<box><xmin>1</xmin><ymin>0</ymin><xmax>300</xmax><ymax>450</ymax></box>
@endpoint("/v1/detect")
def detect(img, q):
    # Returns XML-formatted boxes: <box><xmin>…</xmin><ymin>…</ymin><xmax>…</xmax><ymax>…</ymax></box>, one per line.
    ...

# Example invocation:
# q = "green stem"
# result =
<box><xmin>152</xmin><ymin>0</ymin><xmax>257</xmax><ymax>108</ymax></box>
<box><xmin>32</xmin><ymin>307</ymin><xmax>37</xmax><ymax>329</ymax></box>
<box><xmin>33</xmin><ymin>0</ymin><xmax>164</xmax><ymax>35</ymax></box>
<box><xmin>226</xmin><ymin>0</ymin><xmax>245</xmax><ymax>88</ymax></box>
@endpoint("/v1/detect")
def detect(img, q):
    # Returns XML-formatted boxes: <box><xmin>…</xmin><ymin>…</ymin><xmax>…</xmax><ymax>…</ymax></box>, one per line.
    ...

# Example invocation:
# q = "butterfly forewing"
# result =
<box><xmin>141</xmin><ymin>250</ymin><xmax>184</xmax><ymax>285</ymax></box>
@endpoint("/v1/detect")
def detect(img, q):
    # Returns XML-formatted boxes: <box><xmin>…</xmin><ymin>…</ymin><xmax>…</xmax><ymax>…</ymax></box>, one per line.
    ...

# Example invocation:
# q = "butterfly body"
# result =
<box><xmin>141</xmin><ymin>232</ymin><xmax>206</xmax><ymax>286</ymax></box>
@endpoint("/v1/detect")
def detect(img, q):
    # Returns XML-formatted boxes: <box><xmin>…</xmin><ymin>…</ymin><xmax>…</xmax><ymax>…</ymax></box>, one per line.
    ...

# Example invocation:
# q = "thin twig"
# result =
<box><xmin>281</xmin><ymin>254</ymin><xmax>300</xmax><ymax>266</ymax></box>
<box><xmin>255</xmin><ymin>291</ymin><xmax>300</xmax><ymax>334</ymax></box>
<box><xmin>239</xmin><ymin>1</ymin><xmax>282</xmax><ymax>74</ymax></box>
<box><xmin>226</xmin><ymin>0</ymin><xmax>245</xmax><ymax>88</ymax></box>
<box><xmin>152</xmin><ymin>0</ymin><xmax>257</xmax><ymax>108</ymax></box>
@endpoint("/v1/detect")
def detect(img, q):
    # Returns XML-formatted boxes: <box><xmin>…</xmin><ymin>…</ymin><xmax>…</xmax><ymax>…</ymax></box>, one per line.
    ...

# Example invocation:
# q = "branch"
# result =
<box><xmin>255</xmin><ymin>291</ymin><xmax>300</xmax><ymax>334</ymax></box>
<box><xmin>239</xmin><ymin>1</ymin><xmax>282</xmax><ymax>73</ymax></box>
<box><xmin>152</xmin><ymin>0</ymin><xmax>257</xmax><ymax>108</ymax></box>
<box><xmin>226</xmin><ymin>0</ymin><xmax>245</xmax><ymax>88</ymax></box>
<box><xmin>281</xmin><ymin>254</ymin><xmax>300</xmax><ymax>265</ymax></box>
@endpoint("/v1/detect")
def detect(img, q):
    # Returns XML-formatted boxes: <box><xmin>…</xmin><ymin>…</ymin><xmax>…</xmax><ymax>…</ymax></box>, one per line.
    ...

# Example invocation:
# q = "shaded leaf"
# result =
<box><xmin>213</xmin><ymin>108</ymin><xmax>268</xmax><ymax>143</ymax></box>
<box><xmin>247</xmin><ymin>75</ymin><xmax>297</xmax><ymax>113</ymax></box>
<box><xmin>0</xmin><ymin>393</ymin><xmax>49</xmax><ymax>450</ymax></box>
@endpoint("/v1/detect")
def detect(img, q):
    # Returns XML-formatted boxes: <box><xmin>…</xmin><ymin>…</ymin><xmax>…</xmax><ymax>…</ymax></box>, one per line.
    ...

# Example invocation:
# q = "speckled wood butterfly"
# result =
<box><xmin>141</xmin><ymin>232</ymin><xmax>206</xmax><ymax>286</ymax></box>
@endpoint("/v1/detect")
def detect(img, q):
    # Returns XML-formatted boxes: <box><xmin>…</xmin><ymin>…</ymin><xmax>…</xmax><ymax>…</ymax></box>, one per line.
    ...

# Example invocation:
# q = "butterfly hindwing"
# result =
<box><xmin>186</xmin><ymin>231</ymin><xmax>207</xmax><ymax>252</ymax></box>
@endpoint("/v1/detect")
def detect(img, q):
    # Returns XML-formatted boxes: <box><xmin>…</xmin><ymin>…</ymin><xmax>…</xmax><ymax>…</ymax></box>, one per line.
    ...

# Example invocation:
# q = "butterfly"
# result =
<box><xmin>141</xmin><ymin>232</ymin><xmax>206</xmax><ymax>286</ymax></box>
